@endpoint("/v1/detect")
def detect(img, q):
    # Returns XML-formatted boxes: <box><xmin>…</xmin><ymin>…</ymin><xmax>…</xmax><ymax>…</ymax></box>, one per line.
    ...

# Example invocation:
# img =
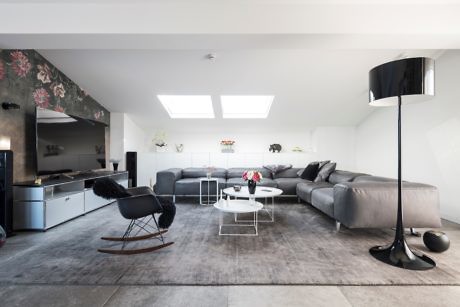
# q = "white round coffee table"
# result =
<box><xmin>214</xmin><ymin>199</ymin><xmax>263</xmax><ymax>236</ymax></box>
<box><xmin>222</xmin><ymin>186</ymin><xmax>283</xmax><ymax>222</ymax></box>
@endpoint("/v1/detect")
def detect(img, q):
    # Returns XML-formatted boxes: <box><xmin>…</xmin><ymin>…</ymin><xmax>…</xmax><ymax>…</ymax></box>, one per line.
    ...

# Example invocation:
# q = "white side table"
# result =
<box><xmin>199</xmin><ymin>177</ymin><xmax>219</xmax><ymax>205</ymax></box>
<box><xmin>214</xmin><ymin>199</ymin><xmax>263</xmax><ymax>236</ymax></box>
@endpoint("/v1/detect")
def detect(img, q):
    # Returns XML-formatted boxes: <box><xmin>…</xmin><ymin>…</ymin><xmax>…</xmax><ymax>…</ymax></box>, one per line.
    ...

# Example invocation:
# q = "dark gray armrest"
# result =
<box><xmin>127</xmin><ymin>186</ymin><xmax>153</xmax><ymax>196</ymax></box>
<box><xmin>117</xmin><ymin>194</ymin><xmax>162</xmax><ymax>220</ymax></box>
<box><xmin>155</xmin><ymin>168</ymin><xmax>182</xmax><ymax>195</ymax></box>
<box><xmin>334</xmin><ymin>182</ymin><xmax>441</xmax><ymax>228</ymax></box>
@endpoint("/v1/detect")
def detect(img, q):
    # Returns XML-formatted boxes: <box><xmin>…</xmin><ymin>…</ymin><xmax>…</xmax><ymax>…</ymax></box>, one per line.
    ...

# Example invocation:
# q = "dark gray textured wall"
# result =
<box><xmin>0</xmin><ymin>50</ymin><xmax>109</xmax><ymax>182</ymax></box>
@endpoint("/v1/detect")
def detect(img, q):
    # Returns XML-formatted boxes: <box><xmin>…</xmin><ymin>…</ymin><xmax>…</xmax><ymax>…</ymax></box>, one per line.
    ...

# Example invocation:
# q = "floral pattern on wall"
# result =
<box><xmin>0</xmin><ymin>49</ymin><xmax>109</xmax><ymax>125</ymax></box>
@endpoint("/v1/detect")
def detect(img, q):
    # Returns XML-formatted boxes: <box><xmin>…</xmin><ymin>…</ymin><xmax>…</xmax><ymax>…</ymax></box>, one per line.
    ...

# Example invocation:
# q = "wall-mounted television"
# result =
<box><xmin>35</xmin><ymin>108</ymin><xmax>107</xmax><ymax>176</ymax></box>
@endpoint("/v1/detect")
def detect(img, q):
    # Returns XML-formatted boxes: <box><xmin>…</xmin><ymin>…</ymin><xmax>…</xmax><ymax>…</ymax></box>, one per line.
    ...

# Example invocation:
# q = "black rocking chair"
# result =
<box><xmin>93</xmin><ymin>178</ymin><xmax>175</xmax><ymax>255</ymax></box>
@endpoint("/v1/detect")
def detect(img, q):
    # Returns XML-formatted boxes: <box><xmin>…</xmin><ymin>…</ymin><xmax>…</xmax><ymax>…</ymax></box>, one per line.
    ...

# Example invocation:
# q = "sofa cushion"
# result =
<box><xmin>296</xmin><ymin>182</ymin><xmax>333</xmax><ymax>203</ymax></box>
<box><xmin>226</xmin><ymin>177</ymin><xmax>277</xmax><ymax>188</ymax></box>
<box><xmin>314</xmin><ymin>162</ymin><xmax>336</xmax><ymax>182</ymax></box>
<box><xmin>273</xmin><ymin>167</ymin><xmax>303</xmax><ymax>179</ymax></box>
<box><xmin>175</xmin><ymin>178</ymin><xmax>226</xmax><ymax>196</ymax></box>
<box><xmin>263</xmin><ymin>164</ymin><xmax>292</xmax><ymax>176</ymax></box>
<box><xmin>311</xmin><ymin>188</ymin><xmax>334</xmax><ymax>217</ymax></box>
<box><xmin>328</xmin><ymin>170</ymin><xmax>367</xmax><ymax>185</ymax></box>
<box><xmin>182</xmin><ymin>167</ymin><xmax>227</xmax><ymax>178</ymax></box>
<box><xmin>274</xmin><ymin>178</ymin><xmax>310</xmax><ymax>195</ymax></box>
<box><xmin>226</xmin><ymin>168</ymin><xmax>272</xmax><ymax>179</ymax></box>
<box><xmin>352</xmin><ymin>175</ymin><xmax>397</xmax><ymax>183</ymax></box>
<box><xmin>300</xmin><ymin>162</ymin><xmax>320</xmax><ymax>180</ymax></box>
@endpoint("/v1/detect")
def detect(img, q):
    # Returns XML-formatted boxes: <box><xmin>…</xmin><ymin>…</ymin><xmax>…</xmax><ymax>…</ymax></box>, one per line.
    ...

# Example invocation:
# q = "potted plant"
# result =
<box><xmin>242</xmin><ymin>170</ymin><xmax>263</xmax><ymax>195</ymax></box>
<box><xmin>220</xmin><ymin>140</ymin><xmax>235</xmax><ymax>153</ymax></box>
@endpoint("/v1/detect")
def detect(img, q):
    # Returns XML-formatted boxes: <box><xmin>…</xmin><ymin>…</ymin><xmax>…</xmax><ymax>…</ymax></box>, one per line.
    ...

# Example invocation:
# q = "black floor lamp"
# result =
<box><xmin>368</xmin><ymin>57</ymin><xmax>436</xmax><ymax>270</ymax></box>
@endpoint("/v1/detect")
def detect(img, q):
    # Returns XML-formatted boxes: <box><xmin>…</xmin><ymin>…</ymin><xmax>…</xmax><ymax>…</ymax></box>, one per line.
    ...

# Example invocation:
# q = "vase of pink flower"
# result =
<box><xmin>242</xmin><ymin>170</ymin><xmax>262</xmax><ymax>195</ymax></box>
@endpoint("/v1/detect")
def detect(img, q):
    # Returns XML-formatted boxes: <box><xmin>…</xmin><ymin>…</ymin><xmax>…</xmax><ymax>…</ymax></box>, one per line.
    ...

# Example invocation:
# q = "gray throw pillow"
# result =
<box><xmin>264</xmin><ymin>164</ymin><xmax>292</xmax><ymax>175</ymax></box>
<box><xmin>314</xmin><ymin>162</ymin><xmax>336</xmax><ymax>182</ymax></box>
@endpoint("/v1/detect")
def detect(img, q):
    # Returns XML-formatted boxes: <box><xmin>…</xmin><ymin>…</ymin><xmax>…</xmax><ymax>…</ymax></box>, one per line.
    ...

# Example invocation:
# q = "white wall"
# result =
<box><xmin>356</xmin><ymin>50</ymin><xmax>460</xmax><ymax>223</ymax></box>
<box><xmin>136</xmin><ymin>126</ymin><xmax>356</xmax><ymax>187</ymax></box>
<box><xmin>109</xmin><ymin>113</ymin><xmax>148</xmax><ymax>171</ymax></box>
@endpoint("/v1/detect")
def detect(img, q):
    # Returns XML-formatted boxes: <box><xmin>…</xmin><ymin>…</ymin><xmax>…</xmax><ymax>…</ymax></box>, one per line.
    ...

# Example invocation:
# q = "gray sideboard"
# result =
<box><xmin>13</xmin><ymin>171</ymin><xmax>128</xmax><ymax>230</ymax></box>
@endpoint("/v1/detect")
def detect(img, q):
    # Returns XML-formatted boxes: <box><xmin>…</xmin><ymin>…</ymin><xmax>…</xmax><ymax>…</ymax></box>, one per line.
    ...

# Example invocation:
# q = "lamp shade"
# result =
<box><xmin>0</xmin><ymin>136</ymin><xmax>10</xmax><ymax>150</ymax></box>
<box><xmin>369</xmin><ymin>57</ymin><xmax>435</xmax><ymax>106</ymax></box>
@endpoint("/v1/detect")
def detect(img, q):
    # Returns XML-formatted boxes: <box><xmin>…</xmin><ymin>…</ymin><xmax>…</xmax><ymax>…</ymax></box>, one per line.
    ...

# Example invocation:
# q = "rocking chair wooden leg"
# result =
<box><xmin>101</xmin><ymin>230</ymin><xmax>168</xmax><ymax>242</ymax></box>
<box><xmin>98</xmin><ymin>242</ymin><xmax>174</xmax><ymax>255</ymax></box>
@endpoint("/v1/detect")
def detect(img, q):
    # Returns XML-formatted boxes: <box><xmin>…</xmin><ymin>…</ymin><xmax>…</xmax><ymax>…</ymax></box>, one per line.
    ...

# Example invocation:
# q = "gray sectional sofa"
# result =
<box><xmin>155</xmin><ymin>167</ymin><xmax>442</xmax><ymax>230</ymax></box>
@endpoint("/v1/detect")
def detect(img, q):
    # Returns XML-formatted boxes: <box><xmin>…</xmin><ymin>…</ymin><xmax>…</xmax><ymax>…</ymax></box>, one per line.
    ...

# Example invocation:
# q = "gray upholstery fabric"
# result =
<box><xmin>334</xmin><ymin>181</ymin><xmax>441</xmax><ymax>228</ymax></box>
<box><xmin>226</xmin><ymin>177</ymin><xmax>277</xmax><ymax>188</ymax></box>
<box><xmin>352</xmin><ymin>175</ymin><xmax>396</xmax><ymax>183</ymax></box>
<box><xmin>274</xmin><ymin>168</ymin><xmax>303</xmax><ymax>179</ymax></box>
<box><xmin>155</xmin><ymin>168</ymin><xmax>182</xmax><ymax>195</ymax></box>
<box><xmin>175</xmin><ymin>178</ymin><xmax>226</xmax><ymax>196</ymax></box>
<box><xmin>182</xmin><ymin>167</ymin><xmax>227</xmax><ymax>178</ymax></box>
<box><xmin>263</xmin><ymin>164</ymin><xmax>292</xmax><ymax>176</ymax></box>
<box><xmin>328</xmin><ymin>170</ymin><xmax>367</xmax><ymax>185</ymax></box>
<box><xmin>296</xmin><ymin>182</ymin><xmax>333</xmax><ymax>203</ymax></box>
<box><xmin>314</xmin><ymin>162</ymin><xmax>336</xmax><ymax>182</ymax></box>
<box><xmin>311</xmin><ymin>188</ymin><xmax>334</xmax><ymax>218</ymax></box>
<box><xmin>274</xmin><ymin>178</ymin><xmax>310</xmax><ymax>195</ymax></box>
<box><xmin>226</xmin><ymin>167</ymin><xmax>272</xmax><ymax>179</ymax></box>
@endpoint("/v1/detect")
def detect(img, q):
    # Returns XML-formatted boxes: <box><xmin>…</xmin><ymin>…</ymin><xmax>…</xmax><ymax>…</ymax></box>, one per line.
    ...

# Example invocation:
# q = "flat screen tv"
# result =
<box><xmin>36</xmin><ymin>108</ymin><xmax>107</xmax><ymax>176</ymax></box>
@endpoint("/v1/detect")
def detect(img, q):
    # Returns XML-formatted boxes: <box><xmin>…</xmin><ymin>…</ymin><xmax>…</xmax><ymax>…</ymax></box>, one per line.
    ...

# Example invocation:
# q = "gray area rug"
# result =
<box><xmin>1</xmin><ymin>202</ymin><xmax>459</xmax><ymax>286</ymax></box>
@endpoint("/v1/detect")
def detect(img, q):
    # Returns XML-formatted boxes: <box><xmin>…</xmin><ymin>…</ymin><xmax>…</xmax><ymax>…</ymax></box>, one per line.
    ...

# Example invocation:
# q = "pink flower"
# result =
<box><xmin>51</xmin><ymin>83</ymin><xmax>66</xmax><ymax>98</ymax></box>
<box><xmin>33</xmin><ymin>88</ymin><xmax>50</xmax><ymax>108</ymax></box>
<box><xmin>54</xmin><ymin>105</ymin><xmax>65</xmax><ymax>113</ymax></box>
<box><xmin>10</xmin><ymin>51</ymin><xmax>32</xmax><ymax>78</ymax></box>
<box><xmin>0</xmin><ymin>60</ymin><xmax>5</xmax><ymax>80</ymax></box>
<box><xmin>94</xmin><ymin>110</ymin><xmax>104</xmax><ymax>120</ymax></box>
<box><xmin>37</xmin><ymin>63</ymin><xmax>52</xmax><ymax>84</ymax></box>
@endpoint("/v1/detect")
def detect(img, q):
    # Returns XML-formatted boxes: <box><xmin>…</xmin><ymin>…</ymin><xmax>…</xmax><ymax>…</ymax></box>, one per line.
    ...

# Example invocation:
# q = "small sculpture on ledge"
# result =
<box><xmin>269</xmin><ymin>144</ymin><xmax>282</xmax><ymax>153</ymax></box>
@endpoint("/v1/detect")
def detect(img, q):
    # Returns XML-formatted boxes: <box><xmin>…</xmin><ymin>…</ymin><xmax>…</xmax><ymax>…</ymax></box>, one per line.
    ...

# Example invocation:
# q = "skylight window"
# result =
<box><xmin>221</xmin><ymin>95</ymin><xmax>274</xmax><ymax>118</ymax></box>
<box><xmin>157</xmin><ymin>95</ymin><xmax>214</xmax><ymax>118</ymax></box>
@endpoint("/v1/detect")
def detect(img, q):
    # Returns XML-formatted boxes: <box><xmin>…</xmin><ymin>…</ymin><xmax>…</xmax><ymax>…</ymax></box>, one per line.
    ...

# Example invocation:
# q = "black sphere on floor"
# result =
<box><xmin>423</xmin><ymin>231</ymin><xmax>450</xmax><ymax>253</ymax></box>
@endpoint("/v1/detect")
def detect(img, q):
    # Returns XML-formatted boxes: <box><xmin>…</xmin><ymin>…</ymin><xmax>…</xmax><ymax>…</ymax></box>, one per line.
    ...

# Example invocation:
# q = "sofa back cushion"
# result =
<box><xmin>328</xmin><ymin>170</ymin><xmax>367</xmax><ymax>184</ymax></box>
<box><xmin>352</xmin><ymin>175</ymin><xmax>397</xmax><ymax>183</ymax></box>
<box><xmin>182</xmin><ymin>167</ymin><xmax>227</xmax><ymax>178</ymax></box>
<box><xmin>273</xmin><ymin>167</ymin><xmax>303</xmax><ymax>179</ymax></box>
<box><xmin>226</xmin><ymin>167</ymin><xmax>272</xmax><ymax>179</ymax></box>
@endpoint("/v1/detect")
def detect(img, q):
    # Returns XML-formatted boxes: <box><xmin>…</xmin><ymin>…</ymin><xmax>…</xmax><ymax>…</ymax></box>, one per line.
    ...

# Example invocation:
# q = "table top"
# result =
<box><xmin>223</xmin><ymin>186</ymin><xmax>283</xmax><ymax>198</ymax></box>
<box><xmin>199</xmin><ymin>177</ymin><xmax>220</xmax><ymax>182</ymax></box>
<box><xmin>213</xmin><ymin>199</ymin><xmax>263</xmax><ymax>213</ymax></box>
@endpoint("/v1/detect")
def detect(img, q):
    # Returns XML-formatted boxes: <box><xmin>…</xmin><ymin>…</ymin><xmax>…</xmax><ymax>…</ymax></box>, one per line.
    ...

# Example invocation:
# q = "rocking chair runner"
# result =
<box><xmin>93</xmin><ymin>178</ymin><xmax>175</xmax><ymax>255</ymax></box>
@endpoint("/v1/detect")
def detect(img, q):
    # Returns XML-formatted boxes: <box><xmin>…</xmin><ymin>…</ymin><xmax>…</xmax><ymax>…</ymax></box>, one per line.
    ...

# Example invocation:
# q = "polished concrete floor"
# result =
<box><xmin>1</xmin><ymin>284</ymin><xmax>460</xmax><ymax>306</ymax></box>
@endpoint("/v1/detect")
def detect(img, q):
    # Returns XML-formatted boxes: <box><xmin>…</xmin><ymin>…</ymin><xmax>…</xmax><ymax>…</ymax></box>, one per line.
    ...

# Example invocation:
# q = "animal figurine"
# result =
<box><xmin>269</xmin><ymin>144</ymin><xmax>282</xmax><ymax>153</ymax></box>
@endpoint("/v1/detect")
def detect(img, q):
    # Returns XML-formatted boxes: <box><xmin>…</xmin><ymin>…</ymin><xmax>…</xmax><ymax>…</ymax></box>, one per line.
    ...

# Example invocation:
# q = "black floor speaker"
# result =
<box><xmin>126</xmin><ymin>151</ymin><xmax>137</xmax><ymax>188</ymax></box>
<box><xmin>0</xmin><ymin>150</ymin><xmax>13</xmax><ymax>236</ymax></box>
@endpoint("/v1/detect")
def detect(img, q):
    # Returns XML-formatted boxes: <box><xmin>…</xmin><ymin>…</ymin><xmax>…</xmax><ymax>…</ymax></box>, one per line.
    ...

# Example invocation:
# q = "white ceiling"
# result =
<box><xmin>37</xmin><ymin>49</ymin><xmax>442</xmax><ymax>133</ymax></box>
<box><xmin>0</xmin><ymin>0</ymin><xmax>457</xmax><ymax>133</ymax></box>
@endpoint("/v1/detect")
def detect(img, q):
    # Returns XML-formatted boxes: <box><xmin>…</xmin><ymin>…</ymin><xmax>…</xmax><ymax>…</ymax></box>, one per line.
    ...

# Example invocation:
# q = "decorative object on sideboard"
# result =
<box><xmin>292</xmin><ymin>146</ymin><xmax>303</xmax><ymax>152</ymax></box>
<box><xmin>368</xmin><ymin>57</ymin><xmax>436</xmax><ymax>271</ymax></box>
<box><xmin>242</xmin><ymin>170</ymin><xmax>262</xmax><ymax>195</ymax></box>
<box><xmin>110</xmin><ymin>159</ymin><xmax>121</xmax><ymax>171</ymax></box>
<box><xmin>220</xmin><ymin>140</ymin><xmax>235</xmax><ymax>153</ymax></box>
<box><xmin>0</xmin><ymin>225</ymin><xmax>6</xmax><ymax>248</ymax></box>
<box><xmin>153</xmin><ymin>131</ymin><xmax>167</xmax><ymax>152</ymax></box>
<box><xmin>175</xmin><ymin>144</ymin><xmax>184</xmax><ymax>153</ymax></box>
<box><xmin>269</xmin><ymin>144</ymin><xmax>282</xmax><ymax>153</ymax></box>
<box><xmin>0</xmin><ymin>136</ymin><xmax>11</xmax><ymax>150</ymax></box>
<box><xmin>1</xmin><ymin>102</ymin><xmax>20</xmax><ymax>110</ymax></box>
<box><xmin>423</xmin><ymin>231</ymin><xmax>450</xmax><ymax>253</ymax></box>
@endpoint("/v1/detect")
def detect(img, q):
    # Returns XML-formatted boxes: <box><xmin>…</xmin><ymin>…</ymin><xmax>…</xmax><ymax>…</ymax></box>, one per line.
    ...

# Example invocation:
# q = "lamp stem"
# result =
<box><xmin>396</xmin><ymin>95</ymin><xmax>404</xmax><ymax>240</ymax></box>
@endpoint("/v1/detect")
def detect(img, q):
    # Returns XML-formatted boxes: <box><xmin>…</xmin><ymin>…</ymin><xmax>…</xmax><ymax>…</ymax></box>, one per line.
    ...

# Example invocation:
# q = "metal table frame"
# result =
<box><xmin>199</xmin><ymin>177</ymin><xmax>219</xmax><ymax>205</ymax></box>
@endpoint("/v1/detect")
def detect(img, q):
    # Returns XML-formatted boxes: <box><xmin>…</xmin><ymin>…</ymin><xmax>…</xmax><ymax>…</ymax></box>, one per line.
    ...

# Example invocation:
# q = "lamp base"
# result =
<box><xmin>370</xmin><ymin>238</ymin><xmax>436</xmax><ymax>271</ymax></box>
